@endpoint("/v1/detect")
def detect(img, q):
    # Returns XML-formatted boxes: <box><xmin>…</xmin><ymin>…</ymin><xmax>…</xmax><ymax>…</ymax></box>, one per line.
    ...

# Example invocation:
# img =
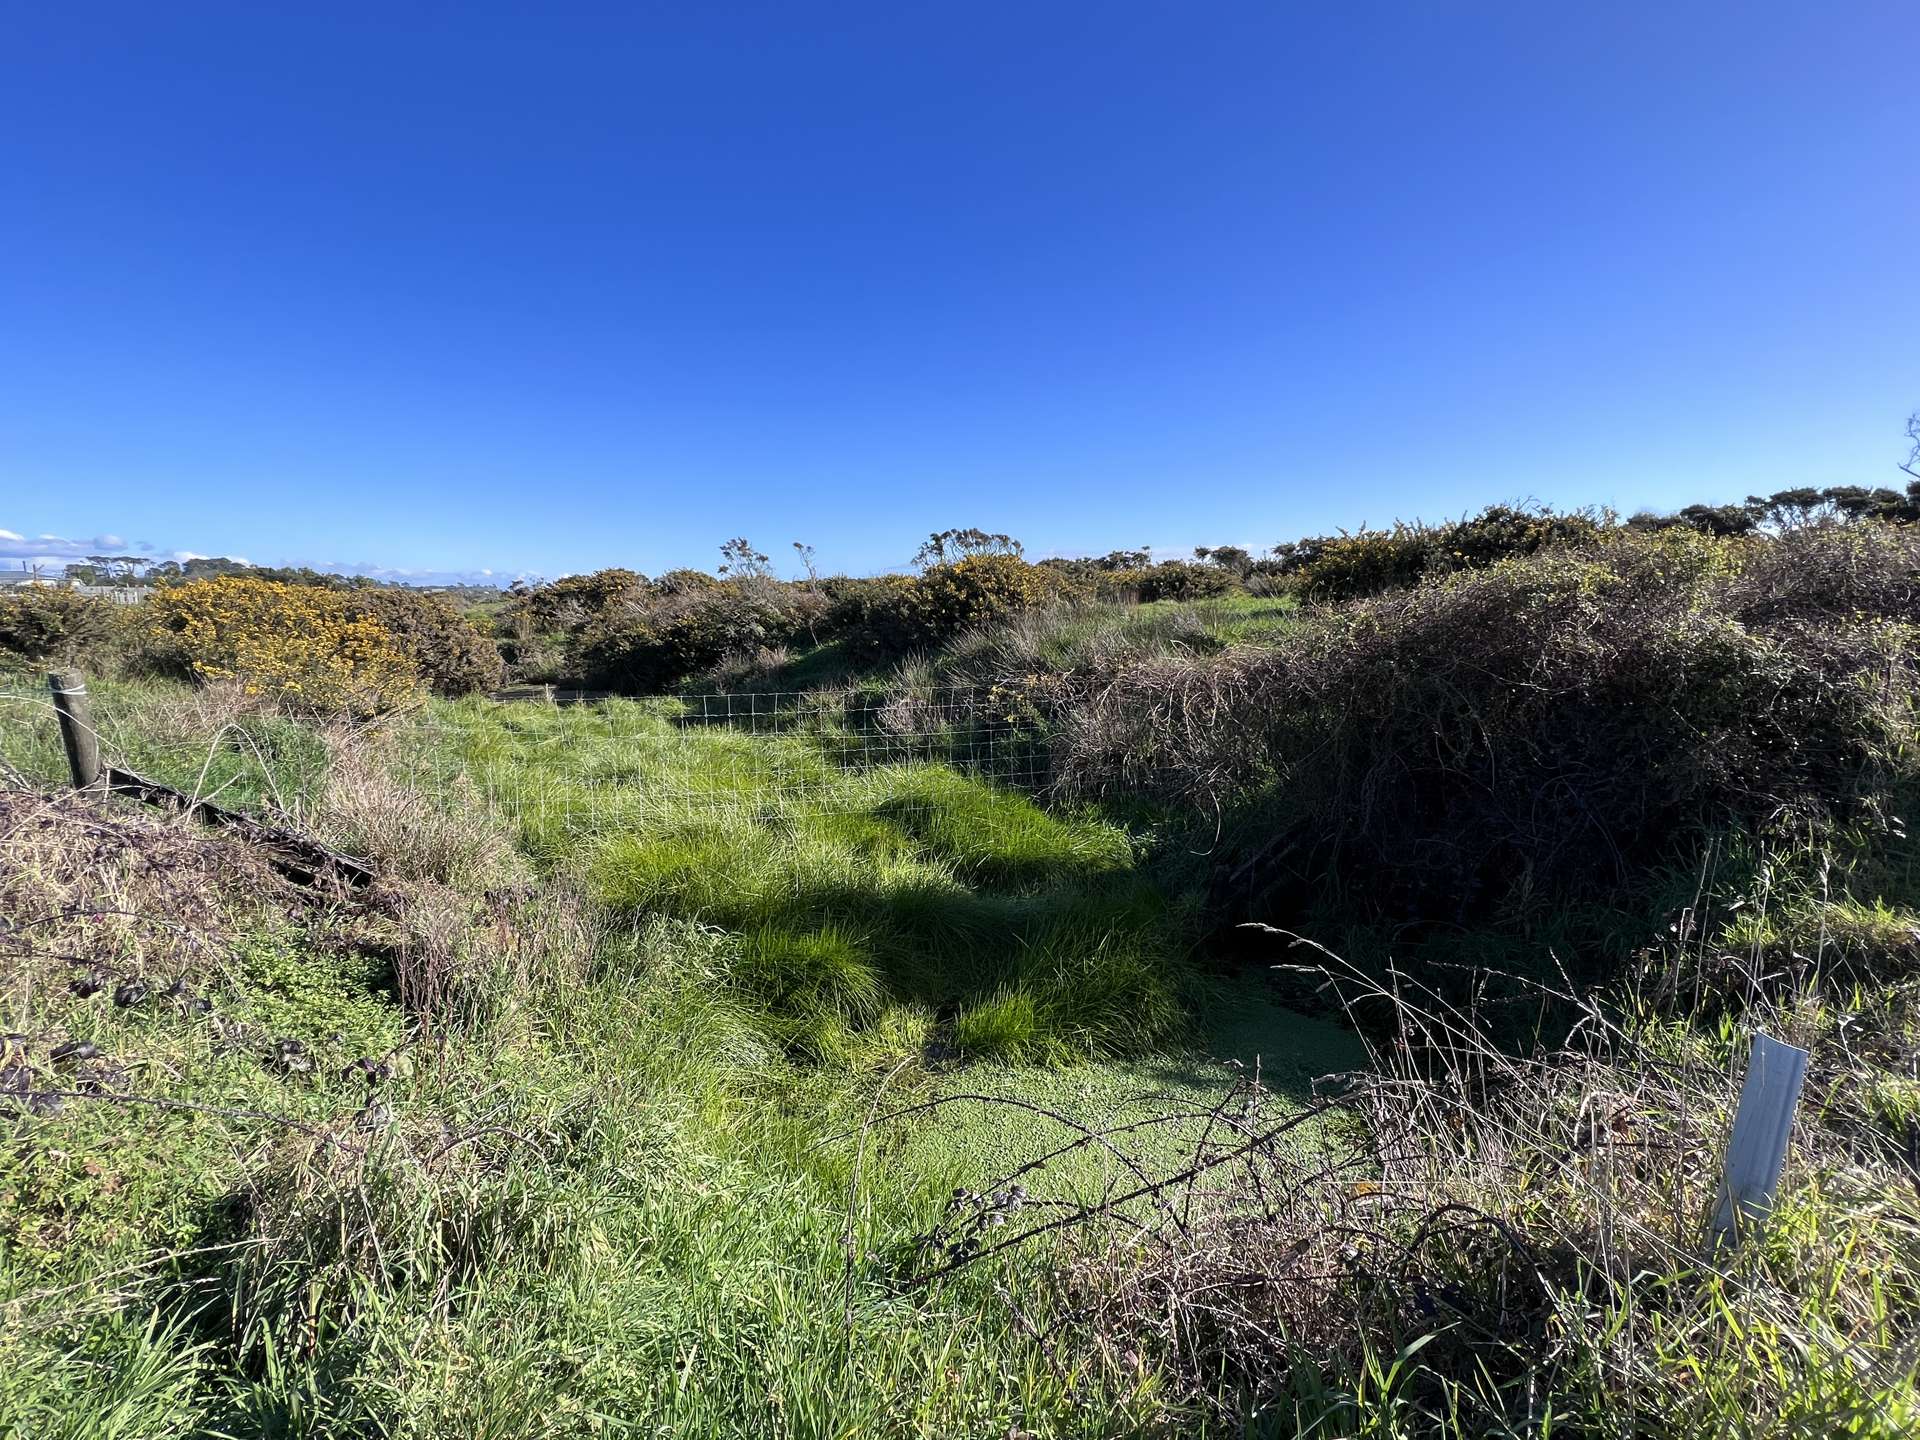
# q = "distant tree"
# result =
<box><xmin>1902</xmin><ymin>411</ymin><xmax>1920</xmax><ymax>482</ymax></box>
<box><xmin>1199</xmin><ymin>545</ymin><xmax>1253</xmax><ymax>575</ymax></box>
<box><xmin>1675</xmin><ymin>503</ymin><xmax>1760</xmax><ymax>537</ymax></box>
<box><xmin>717</xmin><ymin>537</ymin><xmax>771</xmax><ymax>580</ymax></box>
<box><xmin>1092</xmin><ymin>548</ymin><xmax>1152</xmax><ymax>571</ymax></box>
<box><xmin>791</xmin><ymin>541</ymin><xmax>819</xmax><ymax>585</ymax></box>
<box><xmin>913</xmin><ymin>528</ymin><xmax>1022</xmax><ymax>569</ymax></box>
<box><xmin>1817</xmin><ymin>485</ymin><xmax>1909</xmax><ymax>524</ymax></box>
<box><xmin>1745</xmin><ymin>487</ymin><xmax>1829</xmax><ymax>530</ymax></box>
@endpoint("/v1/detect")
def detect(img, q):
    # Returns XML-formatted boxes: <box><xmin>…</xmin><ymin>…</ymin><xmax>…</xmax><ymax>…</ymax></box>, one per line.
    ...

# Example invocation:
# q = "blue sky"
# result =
<box><xmin>3</xmin><ymin>2</ymin><xmax>1915</xmax><ymax>582</ymax></box>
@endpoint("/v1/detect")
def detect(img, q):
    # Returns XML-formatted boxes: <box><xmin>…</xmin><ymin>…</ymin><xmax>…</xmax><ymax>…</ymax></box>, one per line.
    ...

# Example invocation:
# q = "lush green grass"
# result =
<box><xmin>0</xmin><ymin>912</ymin><xmax>1175</xmax><ymax>1436</ymax></box>
<box><xmin>0</xmin><ymin>669</ymin><xmax>331</xmax><ymax>819</ymax></box>
<box><xmin>1138</xmin><ymin>593</ymin><xmax>1300</xmax><ymax>644</ymax></box>
<box><xmin>18</xmin><ymin>666</ymin><xmax>1911</xmax><ymax>1436</ymax></box>
<box><xmin>913</xmin><ymin>981</ymin><xmax>1367</xmax><ymax>1204</ymax></box>
<box><xmin>0</xmin><ymin>682</ymin><xmax>1346</xmax><ymax>1436</ymax></box>
<box><xmin>419</xmin><ymin>696</ymin><xmax>1194</xmax><ymax>1062</ymax></box>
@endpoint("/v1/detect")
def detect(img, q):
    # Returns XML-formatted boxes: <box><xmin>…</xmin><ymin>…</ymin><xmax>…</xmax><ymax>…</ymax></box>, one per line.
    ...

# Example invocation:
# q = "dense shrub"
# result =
<box><xmin>513</xmin><ymin>568</ymin><xmax>648</xmax><ymax>636</ymax></box>
<box><xmin>1285</xmin><ymin>525</ymin><xmax>1432</xmax><ymax>602</ymax></box>
<box><xmin>826</xmin><ymin>556</ymin><xmax>1080</xmax><ymax>660</ymax></box>
<box><xmin>1133</xmin><ymin>561</ymin><xmax>1237</xmax><ymax>603</ymax></box>
<box><xmin>818</xmin><ymin>575</ymin><xmax>917</xmax><ymax>659</ymax></box>
<box><xmin>143</xmin><ymin>577</ymin><xmax>419</xmax><ymax>715</ymax></box>
<box><xmin>0</xmin><ymin>586</ymin><xmax>122</xmax><ymax>665</ymax></box>
<box><xmin>1434</xmin><ymin>503</ymin><xmax>1602</xmax><ymax>571</ymax></box>
<box><xmin>1058</xmin><ymin>524</ymin><xmax>1920</xmax><ymax>931</ymax></box>
<box><xmin>1285</xmin><ymin>505</ymin><xmax>1604</xmax><ymax>604</ymax></box>
<box><xmin>1088</xmin><ymin>566</ymin><xmax>1156</xmax><ymax>601</ymax></box>
<box><xmin>345</xmin><ymin>588</ymin><xmax>504</xmax><ymax>696</ymax></box>
<box><xmin>575</xmin><ymin>581</ymin><xmax>813</xmax><ymax>691</ymax></box>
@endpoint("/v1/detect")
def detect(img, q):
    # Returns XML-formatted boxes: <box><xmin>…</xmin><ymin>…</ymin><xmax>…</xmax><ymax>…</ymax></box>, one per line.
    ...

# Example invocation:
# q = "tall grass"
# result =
<box><xmin>407</xmin><ymin>697</ymin><xmax>1195</xmax><ymax>1062</ymax></box>
<box><xmin>0</xmin><ymin>686</ymin><xmax>1243</xmax><ymax>1435</ymax></box>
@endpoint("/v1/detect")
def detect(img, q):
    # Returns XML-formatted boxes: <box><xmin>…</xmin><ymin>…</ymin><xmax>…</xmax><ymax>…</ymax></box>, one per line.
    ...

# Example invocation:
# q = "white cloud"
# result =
<box><xmin>2</xmin><ymin>521</ymin><xmax>510</xmax><ymax>588</ymax></box>
<box><xmin>3</xmin><ymin>532</ymin><xmax>93</xmax><ymax>561</ymax></box>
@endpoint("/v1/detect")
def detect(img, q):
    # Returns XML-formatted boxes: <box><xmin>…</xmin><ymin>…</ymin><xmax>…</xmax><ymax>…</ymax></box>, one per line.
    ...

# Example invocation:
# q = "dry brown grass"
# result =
<box><xmin>903</xmin><ymin>935</ymin><xmax>1920</xmax><ymax>1434</ymax></box>
<box><xmin>313</xmin><ymin>730</ymin><xmax>593</xmax><ymax>1030</ymax></box>
<box><xmin>0</xmin><ymin>782</ymin><xmax>294</xmax><ymax>1009</ymax></box>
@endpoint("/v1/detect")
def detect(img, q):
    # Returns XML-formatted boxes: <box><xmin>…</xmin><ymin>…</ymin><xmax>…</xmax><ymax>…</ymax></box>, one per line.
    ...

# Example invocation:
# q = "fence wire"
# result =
<box><xmin>0</xmin><ymin>684</ymin><xmax>1057</xmax><ymax>836</ymax></box>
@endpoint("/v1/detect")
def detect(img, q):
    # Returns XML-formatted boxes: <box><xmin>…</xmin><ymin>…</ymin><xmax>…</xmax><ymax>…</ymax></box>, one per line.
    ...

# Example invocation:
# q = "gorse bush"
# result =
<box><xmin>501</xmin><ymin>548</ymin><xmax>1086</xmax><ymax>688</ymax></box>
<box><xmin>1281</xmin><ymin>503</ymin><xmax>1605</xmax><ymax>604</ymax></box>
<box><xmin>829</xmin><ymin>555</ymin><xmax>1083</xmax><ymax>661</ymax></box>
<box><xmin>0</xmin><ymin>586</ymin><xmax>123</xmax><ymax>665</ymax></box>
<box><xmin>575</xmin><ymin>580</ymin><xmax>821</xmax><ymax>691</ymax></box>
<box><xmin>343</xmin><ymin>587</ymin><xmax>504</xmax><ymax>696</ymax></box>
<box><xmin>143</xmin><ymin>576</ymin><xmax>420</xmax><ymax>715</ymax></box>
<box><xmin>1058</xmin><ymin>523</ymin><xmax>1920</xmax><ymax>938</ymax></box>
<box><xmin>1132</xmin><ymin>560</ymin><xmax>1237</xmax><ymax>603</ymax></box>
<box><xmin>819</xmin><ymin>574</ymin><xmax>920</xmax><ymax>658</ymax></box>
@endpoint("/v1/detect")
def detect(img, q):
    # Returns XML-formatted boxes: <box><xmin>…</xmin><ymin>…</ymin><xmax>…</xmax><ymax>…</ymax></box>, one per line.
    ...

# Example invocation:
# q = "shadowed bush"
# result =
<box><xmin>343</xmin><ymin>587</ymin><xmax>504</xmax><ymax>696</ymax></box>
<box><xmin>1057</xmin><ymin>524</ymin><xmax>1920</xmax><ymax>942</ymax></box>
<box><xmin>824</xmin><ymin>555</ymin><xmax>1085</xmax><ymax>663</ymax></box>
<box><xmin>1133</xmin><ymin>561</ymin><xmax>1238</xmax><ymax>603</ymax></box>
<box><xmin>0</xmin><ymin>586</ymin><xmax>125</xmax><ymax>666</ymax></box>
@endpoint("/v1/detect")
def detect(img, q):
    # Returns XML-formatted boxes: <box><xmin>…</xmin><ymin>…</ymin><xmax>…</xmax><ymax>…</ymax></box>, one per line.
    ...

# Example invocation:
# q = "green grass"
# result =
<box><xmin>0</xmin><ymin>919</ymin><xmax>1176</xmax><ymax>1435</ymax></box>
<box><xmin>0</xmin><ymin>681</ymin><xmax>1351</xmax><ymax>1435</ymax></box>
<box><xmin>925</xmin><ymin>979</ymin><xmax>1367</xmax><ymax>1201</ymax></box>
<box><xmin>9</xmin><ymin>624</ymin><xmax>1920</xmax><ymax>1436</ymax></box>
<box><xmin>0</xmin><ymin>670</ymin><xmax>332</xmax><ymax>819</ymax></box>
<box><xmin>421</xmin><ymin>695</ymin><xmax>1194</xmax><ymax>1061</ymax></box>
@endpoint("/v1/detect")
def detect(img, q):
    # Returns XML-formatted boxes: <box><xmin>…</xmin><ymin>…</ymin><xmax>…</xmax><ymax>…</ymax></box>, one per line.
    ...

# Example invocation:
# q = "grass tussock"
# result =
<box><xmin>0</xmin><ymin>744</ymin><xmax>1182</xmax><ymax>1436</ymax></box>
<box><xmin>315</xmin><ymin>730</ymin><xmax>593</xmax><ymax>1031</ymax></box>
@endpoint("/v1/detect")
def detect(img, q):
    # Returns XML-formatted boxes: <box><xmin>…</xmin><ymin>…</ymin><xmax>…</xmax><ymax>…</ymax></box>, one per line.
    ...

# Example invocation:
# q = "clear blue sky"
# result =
<box><xmin>3</xmin><ymin>2</ymin><xmax>1915</xmax><ymax>581</ymax></box>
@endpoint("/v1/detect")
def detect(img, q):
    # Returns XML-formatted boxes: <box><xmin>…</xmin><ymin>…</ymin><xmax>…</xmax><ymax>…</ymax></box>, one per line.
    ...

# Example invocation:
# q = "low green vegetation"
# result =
<box><xmin>414</xmin><ymin>696</ymin><xmax>1192</xmax><ymax>1063</ymax></box>
<box><xmin>0</xmin><ymin>714</ymin><xmax>1220</xmax><ymax>1435</ymax></box>
<box><xmin>6</xmin><ymin>496</ymin><xmax>1920</xmax><ymax>1435</ymax></box>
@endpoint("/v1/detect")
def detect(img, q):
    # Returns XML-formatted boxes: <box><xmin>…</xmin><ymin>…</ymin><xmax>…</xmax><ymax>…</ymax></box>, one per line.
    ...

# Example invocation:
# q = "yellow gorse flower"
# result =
<box><xmin>146</xmin><ymin>577</ymin><xmax>420</xmax><ymax>716</ymax></box>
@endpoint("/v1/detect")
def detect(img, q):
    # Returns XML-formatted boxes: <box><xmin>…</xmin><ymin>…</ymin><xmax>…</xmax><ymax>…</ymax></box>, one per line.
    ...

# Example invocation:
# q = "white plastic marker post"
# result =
<box><xmin>1710</xmin><ymin>1032</ymin><xmax>1811</xmax><ymax>1247</ymax></box>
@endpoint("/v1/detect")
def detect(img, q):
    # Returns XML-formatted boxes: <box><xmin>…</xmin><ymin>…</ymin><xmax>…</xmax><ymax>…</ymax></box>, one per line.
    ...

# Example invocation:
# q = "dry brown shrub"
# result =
<box><xmin>896</xmin><ymin>941</ymin><xmax>1920</xmax><ymax>1432</ymax></box>
<box><xmin>314</xmin><ymin>730</ymin><xmax>592</xmax><ymax>1029</ymax></box>
<box><xmin>0</xmin><ymin>783</ymin><xmax>292</xmax><ymax>1004</ymax></box>
<box><xmin>1054</xmin><ymin>528</ymin><xmax>1920</xmax><ymax>924</ymax></box>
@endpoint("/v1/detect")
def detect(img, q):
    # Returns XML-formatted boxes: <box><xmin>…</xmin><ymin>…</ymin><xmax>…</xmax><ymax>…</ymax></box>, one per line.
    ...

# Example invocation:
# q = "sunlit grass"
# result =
<box><xmin>422</xmin><ymin>697</ymin><xmax>1193</xmax><ymax>1060</ymax></box>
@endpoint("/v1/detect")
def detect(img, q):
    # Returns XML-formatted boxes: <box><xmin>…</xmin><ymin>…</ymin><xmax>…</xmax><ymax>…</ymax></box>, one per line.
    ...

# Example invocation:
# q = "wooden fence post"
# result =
<box><xmin>46</xmin><ymin>669</ymin><xmax>106</xmax><ymax>795</ymax></box>
<box><xmin>1710</xmin><ymin>1032</ymin><xmax>1810</xmax><ymax>1247</ymax></box>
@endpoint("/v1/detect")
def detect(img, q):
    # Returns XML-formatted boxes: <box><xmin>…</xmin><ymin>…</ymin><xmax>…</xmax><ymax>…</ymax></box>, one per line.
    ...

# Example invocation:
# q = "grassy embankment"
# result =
<box><xmin>9</xmin><ymin>517</ymin><xmax>1920</xmax><ymax>1437</ymax></box>
<box><xmin>0</xmin><ymin>671</ymin><xmax>1355</xmax><ymax>1437</ymax></box>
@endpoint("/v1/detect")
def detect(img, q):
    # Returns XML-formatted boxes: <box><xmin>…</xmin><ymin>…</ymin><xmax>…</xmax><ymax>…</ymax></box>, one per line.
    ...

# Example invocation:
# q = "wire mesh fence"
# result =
<box><xmin>0</xmin><ymin>682</ymin><xmax>1058</xmax><ymax>836</ymax></box>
